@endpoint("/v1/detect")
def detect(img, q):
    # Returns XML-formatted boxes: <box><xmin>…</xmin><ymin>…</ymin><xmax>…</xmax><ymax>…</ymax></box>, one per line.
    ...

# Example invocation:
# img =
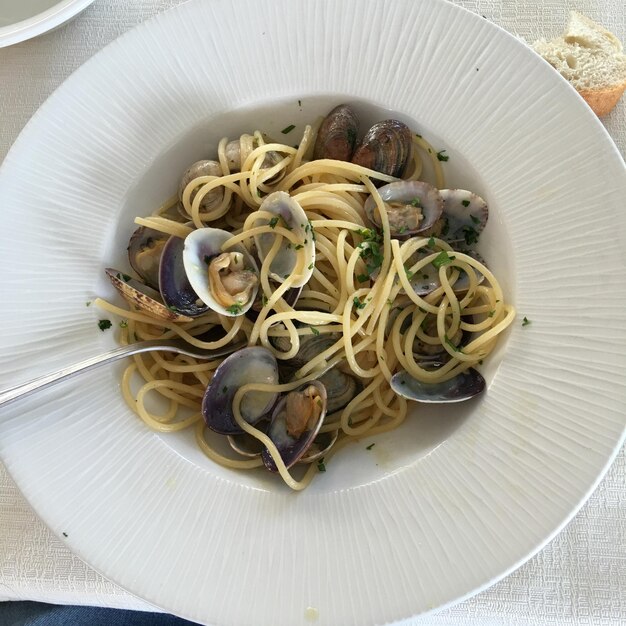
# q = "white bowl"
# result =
<box><xmin>0</xmin><ymin>0</ymin><xmax>95</xmax><ymax>47</ymax></box>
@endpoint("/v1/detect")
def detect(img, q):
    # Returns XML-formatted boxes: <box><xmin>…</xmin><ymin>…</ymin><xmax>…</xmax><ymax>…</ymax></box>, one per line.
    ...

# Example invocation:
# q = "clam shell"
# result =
<box><xmin>253</xmin><ymin>192</ymin><xmax>315</xmax><ymax>287</ymax></box>
<box><xmin>104</xmin><ymin>267</ymin><xmax>193</xmax><ymax>322</ymax></box>
<box><xmin>182</xmin><ymin>227</ymin><xmax>259</xmax><ymax>317</ymax></box>
<box><xmin>127</xmin><ymin>226</ymin><xmax>168</xmax><ymax>290</ymax></box>
<box><xmin>364</xmin><ymin>181</ymin><xmax>443</xmax><ymax>237</ymax></box>
<box><xmin>352</xmin><ymin>119</ymin><xmax>412</xmax><ymax>178</ymax></box>
<box><xmin>159</xmin><ymin>235</ymin><xmax>209</xmax><ymax>317</ymax></box>
<box><xmin>313</xmin><ymin>104</ymin><xmax>359</xmax><ymax>161</ymax></box>
<box><xmin>317</xmin><ymin>368</ymin><xmax>361</xmax><ymax>414</ymax></box>
<box><xmin>178</xmin><ymin>160</ymin><xmax>223</xmax><ymax>214</ymax></box>
<box><xmin>299</xmin><ymin>430</ymin><xmax>339</xmax><ymax>464</ymax></box>
<box><xmin>262</xmin><ymin>380</ymin><xmax>327</xmax><ymax>471</ymax></box>
<box><xmin>202</xmin><ymin>347</ymin><xmax>279</xmax><ymax>435</ymax></box>
<box><xmin>439</xmin><ymin>189</ymin><xmax>488</xmax><ymax>247</ymax></box>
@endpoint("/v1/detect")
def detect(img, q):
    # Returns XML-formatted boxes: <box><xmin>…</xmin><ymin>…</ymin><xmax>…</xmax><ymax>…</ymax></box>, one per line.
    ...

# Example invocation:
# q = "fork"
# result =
<box><xmin>0</xmin><ymin>336</ymin><xmax>245</xmax><ymax>409</ymax></box>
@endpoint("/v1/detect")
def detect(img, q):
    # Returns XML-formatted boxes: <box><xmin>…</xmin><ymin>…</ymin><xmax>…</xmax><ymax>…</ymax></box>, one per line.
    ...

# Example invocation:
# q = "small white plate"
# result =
<box><xmin>0</xmin><ymin>0</ymin><xmax>625</xmax><ymax>624</ymax></box>
<box><xmin>0</xmin><ymin>0</ymin><xmax>95</xmax><ymax>47</ymax></box>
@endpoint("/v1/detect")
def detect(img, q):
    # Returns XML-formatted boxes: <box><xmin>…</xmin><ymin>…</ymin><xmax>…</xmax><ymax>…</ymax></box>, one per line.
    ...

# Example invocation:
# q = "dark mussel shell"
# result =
<box><xmin>262</xmin><ymin>380</ymin><xmax>327</xmax><ymax>471</ymax></box>
<box><xmin>159</xmin><ymin>235</ymin><xmax>209</xmax><ymax>317</ymax></box>
<box><xmin>128</xmin><ymin>227</ymin><xmax>169</xmax><ymax>290</ymax></box>
<box><xmin>351</xmin><ymin>119</ymin><xmax>412</xmax><ymax>179</ymax></box>
<box><xmin>313</xmin><ymin>104</ymin><xmax>359</xmax><ymax>162</ymax></box>
<box><xmin>104</xmin><ymin>267</ymin><xmax>194</xmax><ymax>323</ymax></box>
<box><xmin>202</xmin><ymin>347</ymin><xmax>279</xmax><ymax>435</ymax></box>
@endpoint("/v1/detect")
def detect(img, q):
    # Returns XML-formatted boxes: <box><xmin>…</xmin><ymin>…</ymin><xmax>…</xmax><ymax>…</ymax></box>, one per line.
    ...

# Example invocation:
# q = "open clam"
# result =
<box><xmin>364</xmin><ymin>181</ymin><xmax>443</xmax><ymax>238</ymax></box>
<box><xmin>262</xmin><ymin>381</ymin><xmax>327</xmax><ymax>471</ymax></box>
<box><xmin>439</xmin><ymin>189</ymin><xmax>488</xmax><ymax>247</ymax></box>
<box><xmin>183</xmin><ymin>227</ymin><xmax>259</xmax><ymax>317</ymax></box>
<box><xmin>104</xmin><ymin>268</ymin><xmax>194</xmax><ymax>322</ymax></box>
<box><xmin>253</xmin><ymin>191</ymin><xmax>315</xmax><ymax>287</ymax></box>
<box><xmin>202</xmin><ymin>347</ymin><xmax>280</xmax><ymax>435</ymax></box>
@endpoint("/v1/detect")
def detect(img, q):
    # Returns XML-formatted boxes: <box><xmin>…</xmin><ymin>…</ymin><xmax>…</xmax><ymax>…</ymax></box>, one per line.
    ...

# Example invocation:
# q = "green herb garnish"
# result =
<box><xmin>281</xmin><ymin>124</ymin><xmax>296</xmax><ymax>134</ymax></box>
<box><xmin>119</xmin><ymin>320</ymin><xmax>128</xmax><ymax>329</ymax></box>
<box><xmin>222</xmin><ymin>386</ymin><xmax>228</xmax><ymax>393</ymax></box>
<box><xmin>294</xmin><ymin>243</ymin><xmax>304</xmax><ymax>250</ymax></box>
<box><xmin>462</xmin><ymin>200</ymin><xmax>471</xmax><ymax>207</ymax></box>
<box><xmin>432</xmin><ymin>251</ymin><xmax>455</xmax><ymax>268</ymax></box>
<box><xmin>226</xmin><ymin>303</ymin><xmax>243</xmax><ymax>315</ymax></box>
<box><xmin>366</xmin><ymin>443</ymin><xmax>375</xmax><ymax>450</ymax></box>
<box><xmin>440</xmin><ymin>217</ymin><xmax>450</xmax><ymax>236</ymax></box>
<box><xmin>85</xmin><ymin>301</ymin><xmax>91</xmax><ymax>307</ymax></box>
<box><xmin>357</xmin><ymin>274</ymin><xmax>369</xmax><ymax>283</ymax></box>
<box><xmin>444</xmin><ymin>334</ymin><xmax>461</xmax><ymax>351</ymax></box>
<box><xmin>308</xmin><ymin>262</ymin><xmax>314</xmax><ymax>270</ymax></box>
<box><xmin>436</xmin><ymin>150</ymin><xmax>449</xmax><ymax>162</ymax></box>
<box><xmin>410</xmin><ymin>197</ymin><xmax>421</xmax><ymax>207</ymax></box>
<box><xmin>461</xmin><ymin>226</ymin><xmax>479</xmax><ymax>246</ymax></box>
<box><xmin>98</xmin><ymin>319</ymin><xmax>112</xmax><ymax>331</ymax></box>
<box><xmin>310</xmin><ymin>326</ymin><xmax>320</xmax><ymax>336</ymax></box>
<box><xmin>488</xmin><ymin>310</ymin><xmax>495</xmax><ymax>318</ymax></box>
<box><xmin>522</xmin><ymin>316</ymin><xmax>531</xmax><ymax>327</ymax></box>
<box><xmin>427</xmin><ymin>236</ymin><xmax>436</xmax><ymax>248</ymax></box>
<box><xmin>353</xmin><ymin>296</ymin><xmax>366</xmax><ymax>310</ymax></box>
<box><xmin>317</xmin><ymin>458</ymin><xmax>326</xmax><ymax>472</ymax></box>
<box><xmin>268</xmin><ymin>216</ymin><xmax>280</xmax><ymax>229</ymax></box>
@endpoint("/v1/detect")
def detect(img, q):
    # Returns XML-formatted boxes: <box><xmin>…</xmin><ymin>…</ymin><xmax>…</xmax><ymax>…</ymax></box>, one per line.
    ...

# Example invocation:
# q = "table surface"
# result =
<box><xmin>1</xmin><ymin>1</ymin><xmax>625</xmax><ymax>624</ymax></box>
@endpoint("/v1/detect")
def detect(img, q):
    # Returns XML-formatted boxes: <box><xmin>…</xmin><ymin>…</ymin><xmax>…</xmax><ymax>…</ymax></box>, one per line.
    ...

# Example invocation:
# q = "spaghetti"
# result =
<box><xmin>98</xmin><ymin>113</ymin><xmax>515</xmax><ymax>491</ymax></box>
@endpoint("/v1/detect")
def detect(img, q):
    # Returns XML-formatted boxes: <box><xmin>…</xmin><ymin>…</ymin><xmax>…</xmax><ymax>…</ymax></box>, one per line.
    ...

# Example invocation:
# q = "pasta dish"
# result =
<box><xmin>97</xmin><ymin>104</ymin><xmax>515</xmax><ymax>490</ymax></box>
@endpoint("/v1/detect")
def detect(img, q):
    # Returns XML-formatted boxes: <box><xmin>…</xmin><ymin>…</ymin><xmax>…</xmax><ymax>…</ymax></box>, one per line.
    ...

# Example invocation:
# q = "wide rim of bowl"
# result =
<box><xmin>1</xmin><ymin>0</ymin><xmax>625</xmax><ymax>624</ymax></box>
<box><xmin>0</xmin><ymin>0</ymin><xmax>96</xmax><ymax>48</ymax></box>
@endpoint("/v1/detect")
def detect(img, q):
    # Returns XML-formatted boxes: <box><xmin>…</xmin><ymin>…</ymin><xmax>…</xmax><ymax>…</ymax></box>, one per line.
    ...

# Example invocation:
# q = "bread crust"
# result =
<box><xmin>578</xmin><ymin>81</ymin><xmax>626</xmax><ymax>116</ymax></box>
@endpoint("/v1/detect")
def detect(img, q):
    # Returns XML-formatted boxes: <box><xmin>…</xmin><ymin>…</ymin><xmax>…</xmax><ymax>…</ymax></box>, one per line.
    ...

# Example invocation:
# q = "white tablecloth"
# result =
<box><xmin>1</xmin><ymin>1</ymin><xmax>625</xmax><ymax>624</ymax></box>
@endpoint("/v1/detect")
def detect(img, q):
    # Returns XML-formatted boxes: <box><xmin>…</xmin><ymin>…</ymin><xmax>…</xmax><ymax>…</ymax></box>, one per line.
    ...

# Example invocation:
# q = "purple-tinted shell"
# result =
<box><xmin>262</xmin><ymin>380</ymin><xmax>327</xmax><ymax>472</ymax></box>
<box><xmin>159</xmin><ymin>235</ymin><xmax>209</xmax><ymax>317</ymax></box>
<box><xmin>127</xmin><ymin>227</ymin><xmax>168</xmax><ymax>290</ymax></box>
<box><xmin>202</xmin><ymin>347</ymin><xmax>279</xmax><ymax>435</ymax></box>
<box><xmin>313</xmin><ymin>104</ymin><xmax>359</xmax><ymax>161</ymax></box>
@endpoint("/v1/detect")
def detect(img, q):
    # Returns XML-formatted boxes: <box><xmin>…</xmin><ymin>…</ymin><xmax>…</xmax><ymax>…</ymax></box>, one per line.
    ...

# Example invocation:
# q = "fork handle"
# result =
<box><xmin>0</xmin><ymin>341</ymin><xmax>162</xmax><ymax>409</ymax></box>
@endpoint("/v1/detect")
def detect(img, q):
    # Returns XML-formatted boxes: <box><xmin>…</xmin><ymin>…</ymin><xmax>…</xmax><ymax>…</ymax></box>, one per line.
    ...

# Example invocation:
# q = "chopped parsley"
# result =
<box><xmin>294</xmin><ymin>243</ymin><xmax>304</xmax><ymax>250</ymax></box>
<box><xmin>317</xmin><ymin>458</ymin><xmax>326</xmax><ymax>472</ymax></box>
<box><xmin>281</xmin><ymin>124</ymin><xmax>296</xmax><ymax>134</ymax></box>
<box><xmin>98</xmin><ymin>319</ymin><xmax>112</xmax><ymax>331</ymax></box>
<box><xmin>522</xmin><ymin>316</ymin><xmax>531</xmax><ymax>327</ymax></box>
<box><xmin>398</xmin><ymin>226</ymin><xmax>408</xmax><ymax>234</ymax></box>
<box><xmin>308</xmin><ymin>262</ymin><xmax>314</xmax><ymax>270</ymax></box>
<box><xmin>222</xmin><ymin>386</ymin><xmax>228</xmax><ymax>393</ymax></box>
<box><xmin>415</xmin><ymin>133</ymin><xmax>422</xmax><ymax>139</ymax></box>
<box><xmin>356</xmin><ymin>274</ymin><xmax>369</xmax><ymax>283</ymax></box>
<box><xmin>353</xmin><ymin>296</ymin><xmax>366</xmax><ymax>310</ymax></box>
<box><xmin>432</xmin><ymin>251</ymin><xmax>455</xmax><ymax>269</ymax></box>
<box><xmin>405</xmin><ymin>267</ymin><xmax>414</xmax><ymax>280</ymax></box>
<box><xmin>119</xmin><ymin>320</ymin><xmax>129</xmax><ymax>328</ymax></box>
<box><xmin>298</xmin><ymin>99</ymin><xmax>302</xmax><ymax>107</ymax></box>
<box><xmin>427</xmin><ymin>236</ymin><xmax>436</xmax><ymax>248</ymax></box>
<box><xmin>116</xmin><ymin>272</ymin><xmax>132</xmax><ymax>283</ymax></box>
<box><xmin>166</xmin><ymin>304</ymin><xmax>179</xmax><ymax>312</ymax></box>
<box><xmin>85</xmin><ymin>301</ymin><xmax>91</xmax><ymax>307</ymax></box>
<box><xmin>366</xmin><ymin>443</ymin><xmax>375</xmax><ymax>450</ymax></box>
<box><xmin>410</xmin><ymin>197</ymin><xmax>421</xmax><ymax>207</ymax></box>
<box><xmin>462</xmin><ymin>200</ymin><xmax>471</xmax><ymax>208</ymax></box>
<box><xmin>226</xmin><ymin>303</ymin><xmax>243</xmax><ymax>315</ymax></box>
<box><xmin>261</xmin><ymin>295</ymin><xmax>268</xmax><ymax>307</ymax></box>
<box><xmin>268</xmin><ymin>216</ymin><xmax>280</xmax><ymax>229</ymax></box>
<box><xmin>356</xmin><ymin>228</ymin><xmax>384</xmax><ymax>275</ymax></box>
<box><xmin>487</xmin><ymin>310</ymin><xmax>495</xmax><ymax>318</ymax></box>
<box><xmin>436</xmin><ymin>150</ymin><xmax>449</xmax><ymax>162</ymax></box>
<box><xmin>310</xmin><ymin>326</ymin><xmax>320</xmax><ymax>336</ymax></box>
<box><xmin>461</xmin><ymin>225</ymin><xmax>480</xmax><ymax>246</ymax></box>
<box><xmin>470</xmin><ymin>214</ymin><xmax>481</xmax><ymax>224</ymax></box>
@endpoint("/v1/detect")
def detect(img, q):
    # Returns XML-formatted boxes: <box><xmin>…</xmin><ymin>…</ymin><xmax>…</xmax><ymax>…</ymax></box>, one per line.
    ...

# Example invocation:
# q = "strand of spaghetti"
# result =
<box><xmin>414</xmin><ymin>135</ymin><xmax>445</xmax><ymax>188</ymax></box>
<box><xmin>195</xmin><ymin>422</ymin><xmax>264</xmax><ymax>469</ymax></box>
<box><xmin>291</xmin><ymin>125</ymin><xmax>313</xmax><ymax>170</ymax></box>
<box><xmin>134</xmin><ymin>217</ymin><xmax>193</xmax><ymax>238</ymax></box>
<box><xmin>279</xmin><ymin>159</ymin><xmax>396</xmax><ymax>191</ymax></box>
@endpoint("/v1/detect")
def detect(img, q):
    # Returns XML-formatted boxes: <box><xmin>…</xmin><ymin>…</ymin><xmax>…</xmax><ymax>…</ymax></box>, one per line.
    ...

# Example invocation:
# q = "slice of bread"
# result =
<box><xmin>533</xmin><ymin>11</ymin><xmax>626</xmax><ymax>116</ymax></box>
